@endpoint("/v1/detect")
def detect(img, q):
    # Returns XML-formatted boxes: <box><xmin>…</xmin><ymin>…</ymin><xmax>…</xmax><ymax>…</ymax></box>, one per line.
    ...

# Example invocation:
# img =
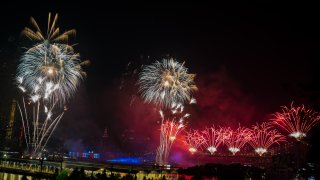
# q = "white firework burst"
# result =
<box><xmin>139</xmin><ymin>58</ymin><xmax>197</xmax><ymax>108</ymax></box>
<box><xmin>16</xmin><ymin>13</ymin><xmax>89</xmax><ymax>157</ymax></box>
<box><xmin>17</xmin><ymin>43</ymin><xmax>88</xmax><ymax>106</ymax></box>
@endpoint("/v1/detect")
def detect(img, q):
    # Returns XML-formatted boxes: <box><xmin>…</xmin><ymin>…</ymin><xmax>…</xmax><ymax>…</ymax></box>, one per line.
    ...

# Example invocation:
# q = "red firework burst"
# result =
<box><xmin>272</xmin><ymin>103</ymin><xmax>320</xmax><ymax>141</ymax></box>
<box><xmin>201</xmin><ymin>126</ymin><xmax>224</xmax><ymax>155</ymax></box>
<box><xmin>184</xmin><ymin>130</ymin><xmax>205</xmax><ymax>154</ymax></box>
<box><xmin>248</xmin><ymin>122</ymin><xmax>286</xmax><ymax>156</ymax></box>
<box><xmin>223</xmin><ymin>125</ymin><xmax>251</xmax><ymax>155</ymax></box>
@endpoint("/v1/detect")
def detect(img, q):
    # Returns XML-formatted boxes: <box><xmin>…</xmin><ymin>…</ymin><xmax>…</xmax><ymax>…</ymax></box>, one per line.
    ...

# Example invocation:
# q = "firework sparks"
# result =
<box><xmin>17</xmin><ymin>43</ymin><xmax>88</xmax><ymax>106</ymax></box>
<box><xmin>156</xmin><ymin>120</ymin><xmax>185</xmax><ymax>165</ymax></box>
<box><xmin>248</xmin><ymin>122</ymin><xmax>286</xmax><ymax>156</ymax></box>
<box><xmin>156</xmin><ymin>102</ymin><xmax>192</xmax><ymax>165</ymax></box>
<box><xmin>16</xmin><ymin>14</ymin><xmax>88</xmax><ymax>157</ymax></box>
<box><xmin>138</xmin><ymin>58</ymin><xmax>197</xmax><ymax>165</ymax></box>
<box><xmin>21</xmin><ymin>13</ymin><xmax>76</xmax><ymax>43</ymax></box>
<box><xmin>184</xmin><ymin>130</ymin><xmax>205</xmax><ymax>154</ymax></box>
<box><xmin>223</xmin><ymin>126</ymin><xmax>251</xmax><ymax>155</ymax></box>
<box><xmin>139</xmin><ymin>58</ymin><xmax>197</xmax><ymax>108</ymax></box>
<box><xmin>201</xmin><ymin>126</ymin><xmax>224</xmax><ymax>155</ymax></box>
<box><xmin>271</xmin><ymin>103</ymin><xmax>320</xmax><ymax>141</ymax></box>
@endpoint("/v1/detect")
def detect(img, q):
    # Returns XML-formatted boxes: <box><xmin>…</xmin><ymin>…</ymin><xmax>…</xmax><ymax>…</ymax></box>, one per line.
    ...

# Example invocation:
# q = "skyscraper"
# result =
<box><xmin>4</xmin><ymin>100</ymin><xmax>17</xmax><ymax>150</ymax></box>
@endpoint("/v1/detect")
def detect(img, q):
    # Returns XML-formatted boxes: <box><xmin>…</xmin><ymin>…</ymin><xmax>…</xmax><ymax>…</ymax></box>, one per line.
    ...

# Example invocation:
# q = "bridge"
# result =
<box><xmin>0</xmin><ymin>158</ymin><xmax>179</xmax><ymax>179</ymax></box>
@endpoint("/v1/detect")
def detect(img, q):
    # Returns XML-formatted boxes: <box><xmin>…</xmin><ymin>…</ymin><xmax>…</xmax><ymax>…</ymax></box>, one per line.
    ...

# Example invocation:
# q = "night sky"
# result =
<box><xmin>1</xmin><ymin>1</ymin><xmax>320</xmax><ymax>161</ymax></box>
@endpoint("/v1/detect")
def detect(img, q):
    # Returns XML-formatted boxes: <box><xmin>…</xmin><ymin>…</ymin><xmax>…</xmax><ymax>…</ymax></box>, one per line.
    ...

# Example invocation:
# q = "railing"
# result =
<box><xmin>0</xmin><ymin>158</ymin><xmax>58</xmax><ymax>174</ymax></box>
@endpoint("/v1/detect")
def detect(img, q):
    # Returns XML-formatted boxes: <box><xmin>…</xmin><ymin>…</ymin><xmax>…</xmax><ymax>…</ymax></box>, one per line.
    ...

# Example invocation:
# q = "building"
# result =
<box><xmin>0</xmin><ymin>100</ymin><xmax>21</xmax><ymax>152</ymax></box>
<box><xmin>4</xmin><ymin>100</ymin><xmax>17</xmax><ymax>146</ymax></box>
<box><xmin>0</xmin><ymin>42</ymin><xmax>21</xmax><ymax>152</ymax></box>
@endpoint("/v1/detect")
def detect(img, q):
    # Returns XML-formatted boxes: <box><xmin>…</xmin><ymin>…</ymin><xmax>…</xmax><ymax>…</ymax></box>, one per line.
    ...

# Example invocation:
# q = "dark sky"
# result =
<box><xmin>1</xmin><ymin>1</ymin><xmax>320</xmax><ymax>158</ymax></box>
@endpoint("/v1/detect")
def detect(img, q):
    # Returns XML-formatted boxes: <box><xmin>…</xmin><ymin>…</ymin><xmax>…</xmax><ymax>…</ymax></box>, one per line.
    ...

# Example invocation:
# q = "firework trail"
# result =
<box><xmin>201</xmin><ymin>126</ymin><xmax>224</xmax><ymax>155</ymax></box>
<box><xmin>155</xmin><ymin>100</ymin><xmax>194</xmax><ymax>165</ymax></box>
<box><xmin>223</xmin><ymin>125</ymin><xmax>251</xmax><ymax>155</ymax></box>
<box><xmin>139</xmin><ymin>58</ymin><xmax>197</xmax><ymax>108</ymax></box>
<box><xmin>17</xmin><ymin>13</ymin><xmax>88</xmax><ymax>157</ymax></box>
<box><xmin>139</xmin><ymin>58</ymin><xmax>197</xmax><ymax>165</ymax></box>
<box><xmin>184</xmin><ymin>130</ymin><xmax>205</xmax><ymax>154</ymax></box>
<box><xmin>248</xmin><ymin>122</ymin><xmax>286</xmax><ymax>156</ymax></box>
<box><xmin>271</xmin><ymin>102</ymin><xmax>320</xmax><ymax>141</ymax></box>
<box><xmin>156</xmin><ymin>120</ymin><xmax>185</xmax><ymax>165</ymax></box>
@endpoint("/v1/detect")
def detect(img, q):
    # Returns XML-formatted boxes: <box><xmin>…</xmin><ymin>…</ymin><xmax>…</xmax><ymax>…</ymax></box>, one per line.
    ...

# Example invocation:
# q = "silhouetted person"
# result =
<box><xmin>51</xmin><ymin>168</ymin><xmax>59</xmax><ymax>180</ymax></box>
<box><xmin>101</xmin><ymin>169</ymin><xmax>107</xmax><ymax>180</ymax></box>
<box><xmin>69</xmin><ymin>167</ymin><xmax>80</xmax><ymax>180</ymax></box>
<box><xmin>123</xmin><ymin>174</ymin><xmax>134</xmax><ymax>180</ymax></box>
<box><xmin>95</xmin><ymin>172</ymin><xmax>101</xmax><ymax>179</ymax></box>
<box><xmin>79</xmin><ymin>167</ymin><xmax>86</xmax><ymax>179</ymax></box>
<box><xmin>89</xmin><ymin>174</ymin><xmax>95</xmax><ymax>180</ymax></box>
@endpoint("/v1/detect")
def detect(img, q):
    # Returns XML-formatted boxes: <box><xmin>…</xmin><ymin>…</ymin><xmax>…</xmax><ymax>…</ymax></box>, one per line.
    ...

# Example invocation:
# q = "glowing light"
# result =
<box><xmin>18</xmin><ymin>86</ymin><xmax>26</xmax><ymax>92</ymax></box>
<box><xmin>30</xmin><ymin>95</ymin><xmax>40</xmax><ymax>102</ymax></box>
<box><xmin>271</xmin><ymin>102</ymin><xmax>320</xmax><ymax>141</ymax></box>
<box><xmin>207</xmin><ymin>146</ymin><xmax>217</xmax><ymax>154</ymax></box>
<box><xmin>159</xmin><ymin>110</ymin><xmax>164</xmax><ymax>120</ymax></box>
<box><xmin>47</xmin><ymin>67</ymin><xmax>54</xmax><ymax>74</ymax></box>
<box><xmin>17</xmin><ymin>77</ymin><xmax>23</xmax><ymax>84</ymax></box>
<box><xmin>190</xmin><ymin>98</ymin><xmax>197</xmax><ymax>104</ymax></box>
<box><xmin>189</xmin><ymin>147</ymin><xmax>197</xmax><ymax>154</ymax></box>
<box><xmin>169</xmin><ymin>136</ymin><xmax>176</xmax><ymax>141</ymax></box>
<box><xmin>289</xmin><ymin>131</ymin><xmax>306</xmax><ymax>139</ymax></box>
<box><xmin>139</xmin><ymin>58</ymin><xmax>197</xmax><ymax>108</ymax></box>
<box><xmin>228</xmin><ymin>147</ymin><xmax>240</xmax><ymax>154</ymax></box>
<box><xmin>255</xmin><ymin>148</ymin><xmax>267</xmax><ymax>155</ymax></box>
<box><xmin>47</xmin><ymin>111</ymin><xmax>52</xmax><ymax>120</ymax></box>
<box><xmin>34</xmin><ymin>85</ymin><xmax>40</xmax><ymax>92</ymax></box>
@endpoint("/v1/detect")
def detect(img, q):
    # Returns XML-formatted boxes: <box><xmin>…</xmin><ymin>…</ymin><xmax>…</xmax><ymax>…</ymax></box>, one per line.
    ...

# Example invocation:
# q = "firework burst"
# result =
<box><xmin>17</xmin><ymin>43</ymin><xmax>88</xmax><ymax>106</ymax></box>
<box><xmin>138</xmin><ymin>58</ymin><xmax>197</xmax><ymax>165</ymax></box>
<box><xmin>16</xmin><ymin>14</ymin><xmax>88</xmax><ymax>157</ymax></box>
<box><xmin>139</xmin><ymin>58</ymin><xmax>197</xmax><ymax>108</ymax></box>
<box><xmin>223</xmin><ymin>126</ymin><xmax>251</xmax><ymax>155</ymax></box>
<box><xmin>248</xmin><ymin>122</ymin><xmax>286</xmax><ymax>156</ymax></box>
<box><xmin>271</xmin><ymin>103</ymin><xmax>320</xmax><ymax>141</ymax></box>
<box><xmin>184</xmin><ymin>130</ymin><xmax>205</xmax><ymax>154</ymax></box>
<box><xmin>201</xmin><ymin>126</ymin><xmax>224</xmax><ymax>155</ymax></box>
